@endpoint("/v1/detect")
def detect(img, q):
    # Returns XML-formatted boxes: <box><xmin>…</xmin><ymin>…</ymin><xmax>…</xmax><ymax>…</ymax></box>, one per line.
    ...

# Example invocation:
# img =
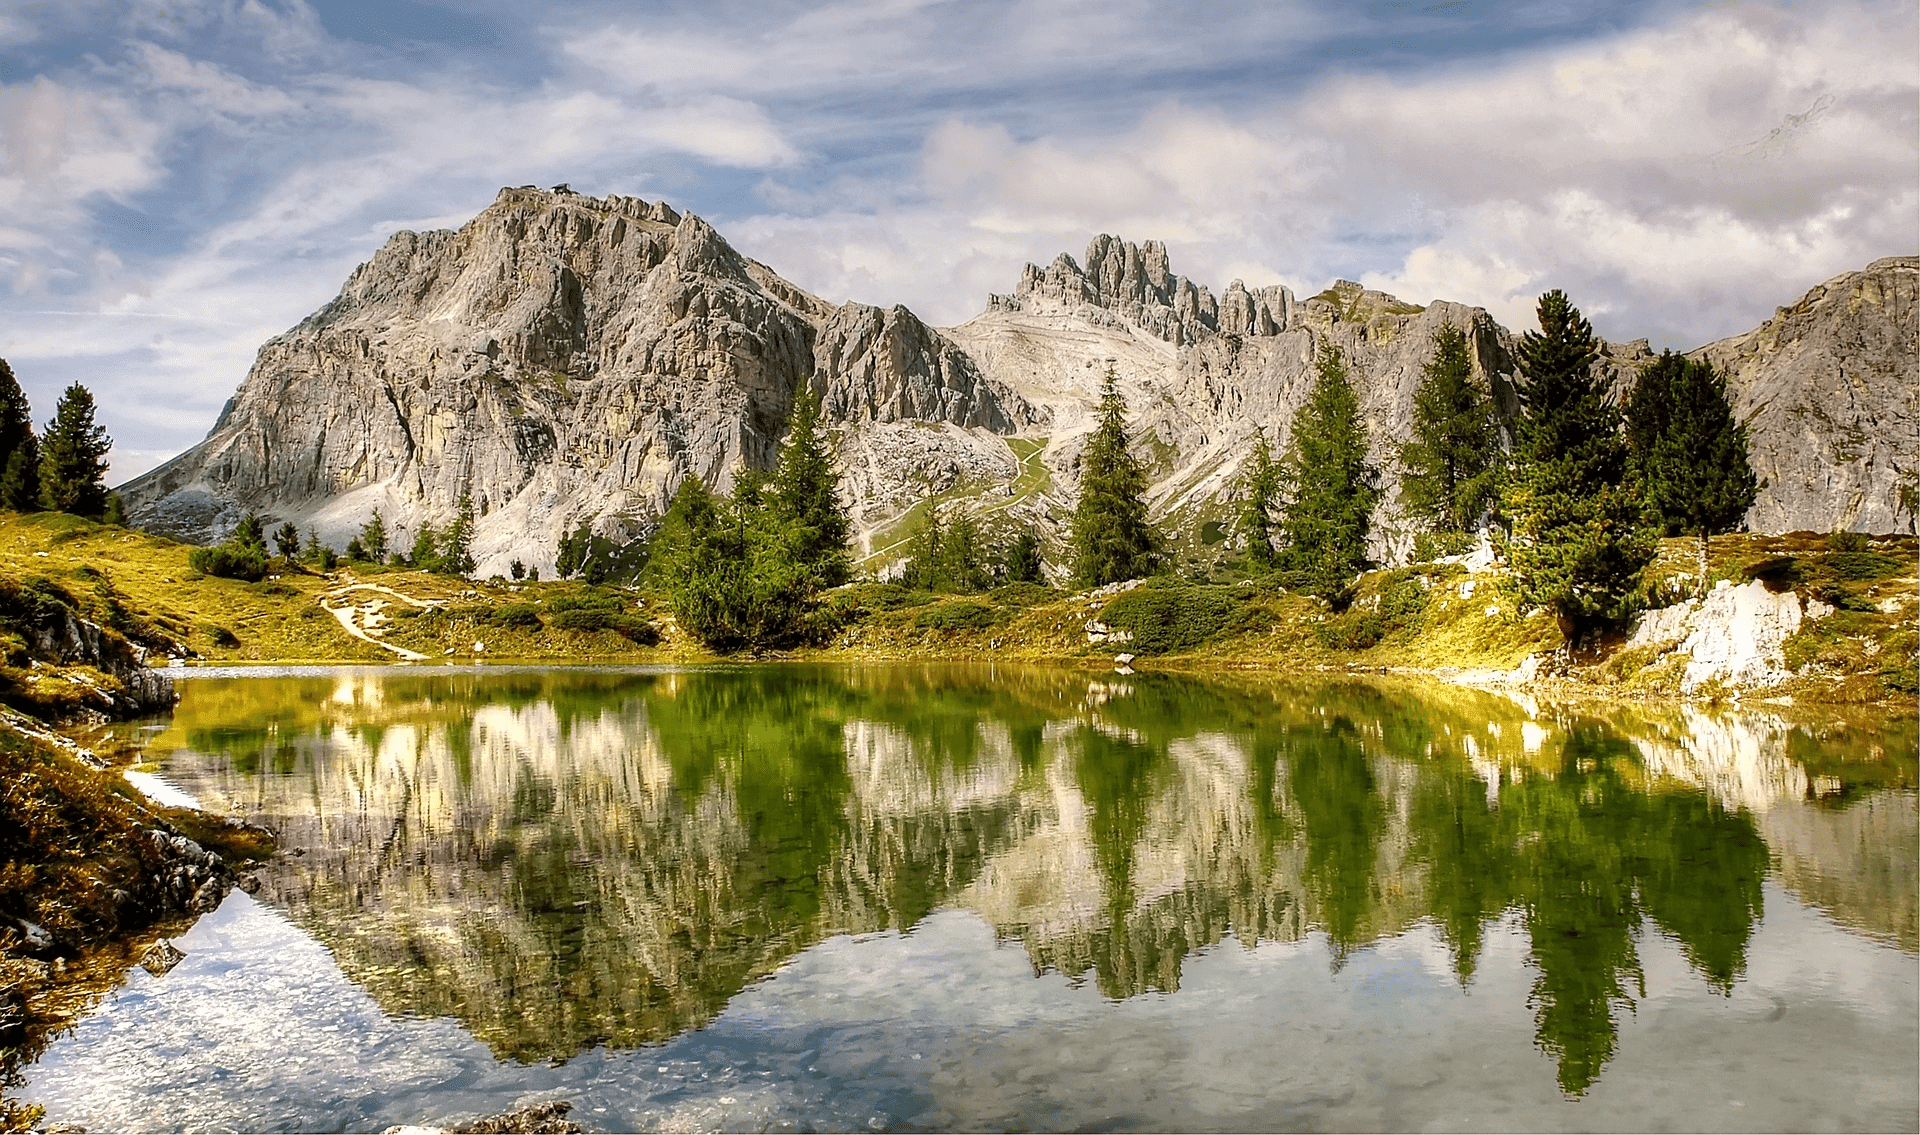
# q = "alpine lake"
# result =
<box><xmin>17</xmin><ymin>664</ymin><xmax>1919</xmax><ymax>1133</ymax></box>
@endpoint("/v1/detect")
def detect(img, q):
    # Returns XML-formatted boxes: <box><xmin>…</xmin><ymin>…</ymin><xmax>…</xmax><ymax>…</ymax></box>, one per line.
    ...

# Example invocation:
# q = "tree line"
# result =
<box><xmin>0</xmin><ymin>360</ymin><xmax>119</xmax><ymax>524</ymax></box>
<box><xmin>161</xmin><ymin>281</ymin><xmax>1758</xmax><ymax>653</ymax></box>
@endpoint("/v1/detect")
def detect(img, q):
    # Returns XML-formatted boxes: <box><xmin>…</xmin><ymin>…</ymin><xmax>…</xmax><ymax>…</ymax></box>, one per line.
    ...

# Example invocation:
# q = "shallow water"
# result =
<box><xmin>21</xmin><ymin>665</ymin><xmax>1920</xmax><ymax>1132</ymax></box>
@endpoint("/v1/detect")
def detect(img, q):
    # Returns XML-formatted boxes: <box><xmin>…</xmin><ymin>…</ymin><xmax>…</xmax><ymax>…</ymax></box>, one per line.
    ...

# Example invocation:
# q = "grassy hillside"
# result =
<box><xmin>0</xmin><ymin>511</ymin><xmax>1909</xmax><ymax>705</ymax></box>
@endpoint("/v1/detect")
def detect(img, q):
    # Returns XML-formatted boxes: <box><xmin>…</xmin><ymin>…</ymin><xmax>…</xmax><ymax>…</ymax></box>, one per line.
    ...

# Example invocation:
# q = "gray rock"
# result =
<box><xmin>1691</xmin><ymin>256</ymin><xmax>1918</xmax><ymax>534</ymax></box>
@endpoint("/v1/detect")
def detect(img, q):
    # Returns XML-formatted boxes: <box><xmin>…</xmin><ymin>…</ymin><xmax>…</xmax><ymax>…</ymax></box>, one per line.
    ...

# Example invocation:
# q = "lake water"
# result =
<box><xmin>19</xmin><ymin>665</ymin><xmax>1920</xmax><ymax>1132</ymax></box>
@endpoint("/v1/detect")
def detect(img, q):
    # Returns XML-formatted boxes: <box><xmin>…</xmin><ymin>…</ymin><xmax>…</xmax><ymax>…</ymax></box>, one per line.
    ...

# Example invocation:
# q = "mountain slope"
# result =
<box><xmin>119</xmin><ymin>187</ymin><xmax>1917</xmax><ymax>579</ymax></box>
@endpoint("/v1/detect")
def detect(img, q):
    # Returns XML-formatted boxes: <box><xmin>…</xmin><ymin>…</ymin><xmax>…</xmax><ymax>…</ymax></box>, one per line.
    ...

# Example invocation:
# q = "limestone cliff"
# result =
<box><xmin>1690</xmin><ymin>256</ymin><xmax>1918</xmax><ymax>535</ymax></box>
<box><xmin>118</xmin><ymin>188</ymin><xmax>1026</xmax><ymax>577</ymax></box>
<box><xmin>117</xmin><ymin>187</ymin><xmax>1916</xmax><ymax>578</ymax></box>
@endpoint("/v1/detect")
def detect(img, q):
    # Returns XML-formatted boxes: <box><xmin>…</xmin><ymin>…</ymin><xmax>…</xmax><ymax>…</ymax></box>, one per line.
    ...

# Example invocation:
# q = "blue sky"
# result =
<box><xmin>0</xmin><ymin>0</ymin><xmax>1913</xmax><ymax>481</ymax></box>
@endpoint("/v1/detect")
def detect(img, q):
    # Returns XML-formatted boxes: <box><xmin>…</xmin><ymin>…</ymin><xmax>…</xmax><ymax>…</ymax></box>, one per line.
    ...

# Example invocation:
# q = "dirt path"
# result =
<box><xmin>318</xmin><ymin>583</ymin><xmax>445</xmax><ymax>661</ymax></box>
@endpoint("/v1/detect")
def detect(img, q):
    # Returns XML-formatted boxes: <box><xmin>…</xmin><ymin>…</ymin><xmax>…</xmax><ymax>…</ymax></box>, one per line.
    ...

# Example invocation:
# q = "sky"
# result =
<box><xmin>0</xmin><ymin>0</ymin><xmax>1914</xmax><ymax>483</ymax></box>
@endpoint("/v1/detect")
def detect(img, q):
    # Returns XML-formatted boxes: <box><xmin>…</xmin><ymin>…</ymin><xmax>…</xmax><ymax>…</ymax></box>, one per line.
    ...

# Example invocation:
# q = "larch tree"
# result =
<box><xmin>1277</xmin><ymin>344</ymin><xmax>1378</xmax><ymax>600</ymax></box>
<box><xmin>1502</xmin><ymin>290</ymin><xmax>1654</xmax><ymax>642</ymax></box>
<box><xmin>1398</xmin><ymin>324</ymin><xmax>1501</xmax><ymax>555</ymax></box>
<box><xmin>1071</xmin><ymin>367</ymin><xmax>1161</xmax><ymax>588</ymax></box>
<box><xmin>1624</xmin><ymin>351</ymin><xmax>1757</xmax><ymax>592</ymax></box>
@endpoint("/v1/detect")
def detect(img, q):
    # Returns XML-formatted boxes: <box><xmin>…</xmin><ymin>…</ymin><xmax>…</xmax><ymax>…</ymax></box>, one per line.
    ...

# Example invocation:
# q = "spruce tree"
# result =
<box><xmin>1625</xmin><ymin>351</ymin><xmax>1757</xmax><ymax>591</ymax></box>
<box><xmin>769</xmin><ymin>391</ymin><xmax>851</xmax><ymax>589</ymax></box>
<box><xmin>903</xmin><ymin>506</ymin><xmax>944</xmax><ymax>590</ymax></box>
<box><xmin>1503</xmin><ymin>290</ymin><xmax>1654</xmax><ymax>641</ymax></box>
<box><xmin>1398</xmin><ymin>324</ymin><xmax>1501</xmax><ymax>553</ymax></box>
<box><xmin>1238</xmin><ymin>425</ymin><xmax>1280</xmax><ymax>571</ymax></box>
<box><xmin>1277</xmin><ymin>344</ymin><xmax>1379</xmax><ymax>600</ymax></box>
<box><xmin>273</xmin><ymin>521</ymin><xmax>301</xmax><ymax>561</ymax></box>
<box><xmin>1001</xmin><ymin>530</ymin><xmax>1044</xmax><ymax>585</ymax></box>
<box><xmin>38</xmin><ymin>383</ymin><xmax>111</xmax><ymax>518</ymax></box>
<box><xmin>1071</xmin><ymin>368</ymin><xmax>1160</xmax><ymax>587</ymax></box>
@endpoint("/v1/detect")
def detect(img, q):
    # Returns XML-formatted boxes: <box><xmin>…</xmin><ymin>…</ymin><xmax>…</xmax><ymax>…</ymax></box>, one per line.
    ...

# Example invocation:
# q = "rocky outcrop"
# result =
<box><xmin>1623</xmin><ymin>578</ymin><xmax>1821</xmax><ymax>694</ymax></box>
<box><xmin>116</xmin><ymin>188</ymin><xmax>1916</xmax><ymax>576</ymax></box>
<box><xmin>811</xmin><ymin>302</ymin><xmax>1034</xmax><ymax>431</ymax></box>
<box><xmin>1691</xmin><ymin>256</ymin><xmax>1919</xmax><ymax>535</ymax></box>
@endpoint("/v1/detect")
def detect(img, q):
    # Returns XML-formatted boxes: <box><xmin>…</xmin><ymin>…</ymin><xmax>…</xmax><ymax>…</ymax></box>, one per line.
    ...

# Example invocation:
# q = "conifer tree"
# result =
<box><xmin>1001</xmin><ymin>530</ymin><xmax>1044</xmax><ymax>585</ymax></box>
<box><xmin>38</xmin><ymin>383</ymin><xmax>111</xmax><ymax>518</ymax></box>
<box><xmin>273</xmin><ymin>521</ymin><xmax>301</xmax><ymax>561</ymax></box>
<box><xmin>903</xmin><ymin>505</ymin><xmax>944</xmax><ymax>590</ymax></box>
<box><xmin>233</xmin><ymin>512</ymin><xmax>266</xmax><ymax>551</ymax></box>
<box><xmin>1624</xmin><ymin>351</ymin><xmax>1756</xmax><ymax>591</ymax></box>
<box><xmin>1398</xmin><ymin>324</ymin><xmax>1501</xmax><ymax>553</ymax></box>
<box><xmin>769</xmin><ymin>391</ymin><xmax>851</xmax><ymax>589</ymax></box>
<box><xmin>0</xmin><ymin>359</ymin><xmax>38</xmax><ymax>512</ymax></box>
<box><xmin>1238</xmin><ymin>425</ymin><xmax>1280</xmax><ymax>571</ymax></box>
<box><xmin>1071</xmin><ymin>368</ymin><xmax>1160</xmax><ymax>587</ymax></box>
<box><xmin>1</xmin><ymin>436</ymin><xmax>40</xmax><ymax>513</ymax></box>
<box><xmin>1277</xmin><ymin>344</ymin><xmax>1379</xmax><ymax>599</ymax></box>
<box><xmin>355</xmin><ymin>511</ymin><xmax>388</xmax><ymax>562</ymax></box>
<box><xmin>1503</xmin><ymin>290</ymin><xmax>1654</xmax><ymax>641</ymax></box>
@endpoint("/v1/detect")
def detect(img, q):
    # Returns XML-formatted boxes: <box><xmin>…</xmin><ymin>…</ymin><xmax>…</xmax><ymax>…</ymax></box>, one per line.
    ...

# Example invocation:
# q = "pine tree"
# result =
<box><xmin>1238</xmin><ymin>425</ymin><xmax>1281</xmax><ymax>571</ymax></box>
<box><xmin>442</xmin><ymin>493</ymin><xmax>476</xmax><ymax>576</ymax></box>
<box><xmin>903</xmin><ymin>506</ymin><xmax>945</xmax><ymax>590</ymax></box>
<box><xmin>940</xmin><ymin>508</ymin><xmax>989</xmax><ymax>592</ymax></box>
<box><xmin>1002</xmin><ymin>530</ymin><xmax>1044</xmax><ymax>585</ymax></box>
<box><xmin>769</xmin><ymin>391</ymin><xmax>851</xmax><ymax>588</ymax></box>
<box><xmin>1</xmin><ymin>436</ymin><xmax>40</xmax><ymax>513</ymax></box>
<box><xmin>1398</xmin><ymin>324</ymin><xmax>1501</xmax><ymax>553</ymax></box>
<box><xmin>102</xmin><ymin>493</ymin><xmax>126</xmax><ymax>527</ymax></box>
<box><xmin>1625</xmin><ymin>351</ymin><xmax>1757</xmax><ymax>591</ymax></box>
<box><xmin>1071</xmin><ymin>368</ymin><xmax>1160</xmax><ymax>587</ymax></box>
<box><xmin>1277</xmin><ymin>344</ymin><xmax>1379</xmax><ymax>600</ymax></box>
<box><xmin>233</xmin><ymin>512</ymin><xmax>266</xmax><ymax>551</ymax></box>
<box><xmin>356</xmin><ymin>511</ymin><xmax>388</xmax><ymax>562</ymax></box>
<box><xmin>38</xmin><ymin>384</ymin><xmax>111</xmax><ymax>518</ymax></box>
<box><xmin>273</xmin><ymin>522</ymin><xmax>301</xmax><ymax>561</ymax></box>
<box><xmin>1503</xmin><ymin>290</ymin><xmax>1654</xmax><ymax>641</ymax></box>
<box><xmin>0</xmin><ymin>359</ymin><xmax>37</xmax><ymax>512</ymax></box>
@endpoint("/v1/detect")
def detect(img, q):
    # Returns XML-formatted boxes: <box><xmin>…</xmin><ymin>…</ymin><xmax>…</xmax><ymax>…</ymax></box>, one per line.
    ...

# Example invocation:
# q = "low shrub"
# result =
<box><xmin>1316</xmin><ymin>611</ymin><xmax>1385</xmax><ymax>651</ymax></box>
<box><xmin>478</xmin><ymin>602</ymin><xmax>543</xmax><ymax>630</ymax></box>
<box><xmin>852</xmin><ymin>583</ymin><xmax>936</xmax><ymax>611</ymax></box>
<box><xmin>987</xmin><ymin>581</ymin><xmax>1056</xmax><ymax>608</ymax></box>
<box><xmin>914</xmin><ymin>600</ymin><xmax>998</xmax><ymax>632</ymax></box>
<box><xmin>1100</xmin><ymin>584</ymin><xmax>1245</xmax><ymax>654</ymax></box>
<box><xmin>188</xmin><ymin>543</ymin><xmax>269</xmax><ymax>582</ymax></box>
<box><xmin>1823</xmin><ymin>550</ymin><xmax>1903</xmax><ymax>581</ymax></box>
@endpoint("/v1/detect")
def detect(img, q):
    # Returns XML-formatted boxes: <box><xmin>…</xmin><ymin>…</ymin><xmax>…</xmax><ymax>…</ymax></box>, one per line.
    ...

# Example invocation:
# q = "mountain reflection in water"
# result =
<box><xmin>148</xmin><ymin>665</ymin><xmax>1917</xmax><ymax>1097</ymax></box>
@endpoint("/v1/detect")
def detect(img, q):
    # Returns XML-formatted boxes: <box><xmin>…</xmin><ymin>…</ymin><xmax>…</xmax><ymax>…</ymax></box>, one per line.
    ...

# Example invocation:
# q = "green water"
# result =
<box><xmin>22</xmin><ymin>665</ymin><xmax>1920</xmax><ymax>1132</ymax></box>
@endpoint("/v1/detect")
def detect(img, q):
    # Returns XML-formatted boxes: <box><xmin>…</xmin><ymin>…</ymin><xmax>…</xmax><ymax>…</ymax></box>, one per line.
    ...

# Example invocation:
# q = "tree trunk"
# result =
<box><xmin>1698</xmin><ymin>528</ymin><xmax>1710</xmax><ymax>598</ymax></box>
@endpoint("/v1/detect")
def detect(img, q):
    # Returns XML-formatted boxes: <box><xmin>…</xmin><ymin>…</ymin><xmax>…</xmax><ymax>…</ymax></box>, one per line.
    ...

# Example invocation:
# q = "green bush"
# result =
<box><xmin>988</xmin><ymin>581</ymin><xmax>1056</xmax><ymax>608</ymax></box>
<box><xmin>1826</xmin><ymin>530</ymin><xmax>1869</xmax><ymax>554</ymax></box>
<box><xmin>1316</xmin><ymin>610</ymin><xmax>1386</xmax><ymax>650</ymax></box>
<box><xmin>188</xmin><ymin>543</ymin><xmax>269</xmax><ymax>582</ymax></box>
<box><xmin>853</xmin><ymin>583</ymin><xmax>936</xmax><ymax>611</ymax></box>
<box><xmin>1100</xmin><ymin>584</ymin><xmax>1245</xmax><ymax>654</ymax></box>
<box><xmin>914</xmin><ymin>600</ymin><xmax>998</xmax><ymax>631</ymax></box>
<box><xmin>545</xmin><ymin>592</ymin><xmax>657</xmax><ymax>644</ymax></box>
<box><xmin>1823</xmin><ymin>550</ymin><xmax>1903</xmax><ymax>581</ymax></box>
<box><xmin>479</xmin><ymin>602</ymin><xmax>543</xmax><ymax>630</ymax></box>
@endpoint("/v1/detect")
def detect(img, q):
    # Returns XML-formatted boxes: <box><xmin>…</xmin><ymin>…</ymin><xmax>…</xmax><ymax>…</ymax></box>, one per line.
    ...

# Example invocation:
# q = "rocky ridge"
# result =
<box><xmin>116</xmin><ymin>187</ymin><xmax>1918</xmax><ymax>576</ymax></box>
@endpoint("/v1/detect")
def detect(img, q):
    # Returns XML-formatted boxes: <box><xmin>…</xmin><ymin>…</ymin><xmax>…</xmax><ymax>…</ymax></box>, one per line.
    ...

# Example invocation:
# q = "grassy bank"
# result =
<box><xmin>0</xmin><ymin>511</ymin><xmax>1911</xmax><ymax>707</ymax></box>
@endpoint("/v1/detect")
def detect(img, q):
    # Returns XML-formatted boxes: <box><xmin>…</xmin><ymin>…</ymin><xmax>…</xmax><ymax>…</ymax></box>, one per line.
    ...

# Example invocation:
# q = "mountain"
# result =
<box><xmin>117</xmin><ymin>187</ymin><xmax>1917</xmax><ymax>577</ymax></box>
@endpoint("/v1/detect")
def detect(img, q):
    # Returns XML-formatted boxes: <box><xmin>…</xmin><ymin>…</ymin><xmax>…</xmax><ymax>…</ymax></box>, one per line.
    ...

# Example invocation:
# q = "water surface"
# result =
<box><xmin>22</xmin><ymin>665</ymin><xmax>1919</xmax><ymax>1132</ymax></box>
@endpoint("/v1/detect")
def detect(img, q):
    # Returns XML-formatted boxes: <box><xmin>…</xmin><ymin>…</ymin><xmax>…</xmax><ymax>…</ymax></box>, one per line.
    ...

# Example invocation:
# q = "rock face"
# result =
<box><xmin>119</xmin><ymin>188</ymin><xmax>1024</xmax><ymax>576</ymax></box>
<box><xmin>117</xmin><ymin>188</ymin><xmax>1917</xmax><ymax>578</ymax></box>
<box><xmin>1691</xmin><ymin>256</ymin><xmax>1919</xmax><ymax>535</ymax></box>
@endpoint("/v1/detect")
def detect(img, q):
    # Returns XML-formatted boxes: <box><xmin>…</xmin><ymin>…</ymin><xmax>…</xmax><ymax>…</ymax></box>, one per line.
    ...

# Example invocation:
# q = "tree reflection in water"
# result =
<box><xmin>150</xmin><ymin>666</ymin><xmax>1914</xmax><ymax>1095</ymax></box>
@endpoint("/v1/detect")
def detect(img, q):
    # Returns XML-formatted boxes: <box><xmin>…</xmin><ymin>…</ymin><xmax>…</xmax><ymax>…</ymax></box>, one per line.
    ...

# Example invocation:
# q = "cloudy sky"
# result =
<box><xmin>1</xmin><ymin>0</ymin><xmax>1913</xmax><ymax>482</ymax></box>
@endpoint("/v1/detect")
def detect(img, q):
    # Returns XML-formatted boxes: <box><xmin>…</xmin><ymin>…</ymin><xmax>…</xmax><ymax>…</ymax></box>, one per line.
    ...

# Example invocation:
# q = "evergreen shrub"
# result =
<box><xmin>1100</xmin><ymin>582</ymin><xmax>1245</xmax><ymax>654</ymax></box>
<box><xmin>914</xmin><ymin>600</ymin><xmax>998</xmax><ymax>632</ymax></box>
